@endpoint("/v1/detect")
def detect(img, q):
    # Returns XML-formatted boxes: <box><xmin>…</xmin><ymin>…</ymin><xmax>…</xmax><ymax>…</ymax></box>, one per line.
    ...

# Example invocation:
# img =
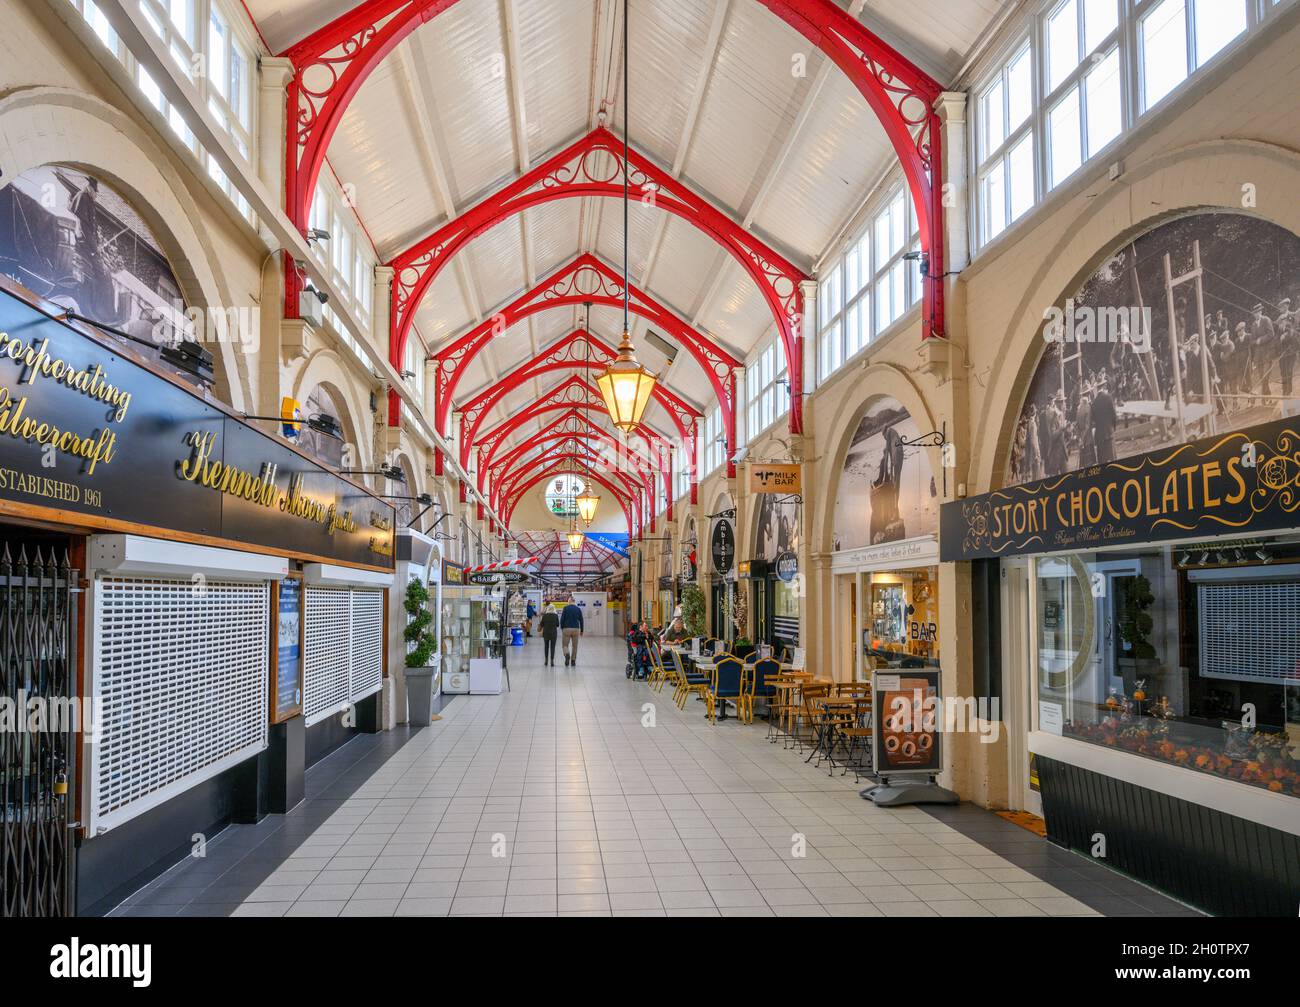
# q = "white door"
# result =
<box><xmin>1001</xmin><ymin>558</ymin><xmax>1041</xmax><ymax>816</ymax></box>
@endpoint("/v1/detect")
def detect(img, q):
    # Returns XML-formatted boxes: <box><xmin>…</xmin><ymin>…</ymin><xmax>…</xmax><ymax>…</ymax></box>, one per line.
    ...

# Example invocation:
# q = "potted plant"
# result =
<box><xmin>1118</xmin><ymin>573</ymin><xmax>1160</xmax><ymax>694</ymax></box>
<box><xmin>403</xmin><ymin>577</ymin><xmax>438</xmax><ymax>726</ymax></box>
<box><xmin>730</xmin><ymin>585</ymin><xmax>755</xmax><ymax>659</ymax></box>
<box><xmin>680</xmin><ymin>582</ymin><xmax>706</xmax><ymax>639</ymax></box>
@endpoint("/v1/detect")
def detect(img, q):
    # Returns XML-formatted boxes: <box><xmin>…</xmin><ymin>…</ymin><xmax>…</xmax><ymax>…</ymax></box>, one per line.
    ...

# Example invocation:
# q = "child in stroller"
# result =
<box><xmin>625</xmin><ymin>621</ymin><xmax>654</xmax><ymax>680</ymax></box>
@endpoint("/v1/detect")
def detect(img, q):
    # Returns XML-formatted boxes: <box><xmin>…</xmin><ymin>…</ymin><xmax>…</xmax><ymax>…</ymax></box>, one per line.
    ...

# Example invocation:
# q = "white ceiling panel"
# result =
<box><xmin>750</xmin><ymin>71</ymin><xmax>893</xmax><ymax>262</ymax></box>
<box><xmin>622</xmin><ymin>0</ymin><xmax>718</xmax><ymax>166</ymax></box>
<box><xmin>680</xmin><ymin>1</ymin><xmax>811</xmax><ymax>214</ymax></box>
<box><xmin>515</xmin><ymin>0</ymin><xmax>595</xmax><ymax>159</ymax></box>
<box><xmin>412</xmin><ymin>0</ymin><xmax>516</xmax><ymax>206</ymax></box>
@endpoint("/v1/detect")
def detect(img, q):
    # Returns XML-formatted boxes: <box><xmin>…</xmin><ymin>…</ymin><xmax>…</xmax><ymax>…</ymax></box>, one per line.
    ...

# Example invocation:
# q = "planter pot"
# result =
<box><xmin>405</xmin><ymin>666</ymin><xmax>437</xmax><ymax>726</ymax></box>
<box><xmin>733</xmin><ymin>643</ymin><xmax>755</xmax><ymax>660</ymax></box>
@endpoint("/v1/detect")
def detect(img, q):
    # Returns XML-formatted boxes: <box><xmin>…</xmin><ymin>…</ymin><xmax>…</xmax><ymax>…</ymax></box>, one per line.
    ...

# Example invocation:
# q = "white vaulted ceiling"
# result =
<box><xmin>246</xmin><ymin>0</ymin><xmax>1009</xmax><ymax>468</ymax></box>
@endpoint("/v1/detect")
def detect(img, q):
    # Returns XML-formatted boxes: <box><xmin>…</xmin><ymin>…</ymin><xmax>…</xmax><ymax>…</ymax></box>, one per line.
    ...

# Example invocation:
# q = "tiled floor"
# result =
<box><xmin>111</xmin><ymin>636</ymin><xmax>1201</xmax><ymax>918</ymax></box>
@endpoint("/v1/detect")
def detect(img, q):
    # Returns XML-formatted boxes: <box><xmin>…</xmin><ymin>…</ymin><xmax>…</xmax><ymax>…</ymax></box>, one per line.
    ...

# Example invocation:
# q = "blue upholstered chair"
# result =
<box><xmin>706</xmin><ymin>654</ymin><xmax>744</xmax><ymax>724</ymax></box>
<box><xmin>742</xmin><ymin>657</ymin><xmax>780</xmax><ymax>724</ymax></box>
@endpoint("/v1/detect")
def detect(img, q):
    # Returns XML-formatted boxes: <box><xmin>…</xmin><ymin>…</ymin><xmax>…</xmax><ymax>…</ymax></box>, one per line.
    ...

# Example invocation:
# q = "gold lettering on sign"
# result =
<box><xmin>0</xmin><ymin>389</ymin><xmax>118</xmax><ymax>475</ymax></box>
<box><xmin>0</xmin><ymin>332</ymin><xmax>132</xmax><ymax>420</ymax></box>
<box><xmin>178</xmin><ymin>430</ymin><xmax>363</xmax><ymax>538</ymax></box>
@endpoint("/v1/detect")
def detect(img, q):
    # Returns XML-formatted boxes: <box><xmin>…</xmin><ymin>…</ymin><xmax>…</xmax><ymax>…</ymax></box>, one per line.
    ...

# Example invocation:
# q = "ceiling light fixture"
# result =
<box><xmin>596</xmin><ymin>0</ymin><xmax>657</xmax><ymax>435</ymax></box>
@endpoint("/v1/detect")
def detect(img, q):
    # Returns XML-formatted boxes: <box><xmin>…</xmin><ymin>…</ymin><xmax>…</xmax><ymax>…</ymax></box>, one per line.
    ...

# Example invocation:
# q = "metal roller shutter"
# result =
<box><xmin>303</xmin><ymin>586</ymin><xmax>385</xmax><ymax>726</ymax></box>
<box><xmin>89</xmin><ymin>577</ymin><xmax>269</xmax><ymax>834</ymax></box>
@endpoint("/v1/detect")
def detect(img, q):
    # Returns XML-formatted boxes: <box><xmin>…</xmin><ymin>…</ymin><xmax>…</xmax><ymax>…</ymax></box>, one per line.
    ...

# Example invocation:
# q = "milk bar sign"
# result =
<box><xmin>749</xmin><ymin>463</ymin><xmax>801</xmax><ymax>494</ymax></box>
<box><xmin>940</xmin><ymin>417</ymin><xmax>1300</xmax><ymax>561</ymax></box>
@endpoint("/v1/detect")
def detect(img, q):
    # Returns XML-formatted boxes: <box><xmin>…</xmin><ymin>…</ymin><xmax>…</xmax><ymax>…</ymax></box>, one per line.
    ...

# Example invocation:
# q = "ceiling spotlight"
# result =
<box><xmin>307</xmin><ymin>228</ymin><xmax>331</xmax><ymax>242</ymax></box>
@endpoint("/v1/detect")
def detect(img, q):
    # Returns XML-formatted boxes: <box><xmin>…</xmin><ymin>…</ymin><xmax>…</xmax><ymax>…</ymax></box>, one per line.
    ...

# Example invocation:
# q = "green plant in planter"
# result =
<box><xmin>403</xmin><ymin>578</ymin><xmax>436</xmax><ymax>668</ymax></box>
<box><xmin>679</xmin><ymin>583</ymin><xmax>706</xmax><ymax>637</ymax></box>
<box><xmin>1119</xmin><ymin>574</ymin><xmax>1156</xmax><ymax>660</ymax></box>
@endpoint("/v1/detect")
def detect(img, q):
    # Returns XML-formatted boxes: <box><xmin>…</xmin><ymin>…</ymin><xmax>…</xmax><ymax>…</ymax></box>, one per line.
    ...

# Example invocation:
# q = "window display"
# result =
<box><xmin>1033</xmin><ymin>539</ymin><xmax>1299</xmax><ymax>797</ymax></box>
<box><xmin>865</xmin><ymin>567</ymin><xmax>939</xmax><ymax>665</ymax></box>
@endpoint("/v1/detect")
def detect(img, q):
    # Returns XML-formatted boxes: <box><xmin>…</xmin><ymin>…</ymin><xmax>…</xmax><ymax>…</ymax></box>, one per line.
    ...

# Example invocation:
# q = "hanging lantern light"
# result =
<box><xmin>596</xmin><ymin>331</ymin><xmax>657</xmax><ymax>434</ymax></box>
<box><xmin>566</xmin><ymin>527</ymin><xmax>585</xmax><ymax>553</ymax></box>
<box><xmin>576</xmin><ymin>486</ymin><xmax>600</xmax><ymax>525</ymax></box>
<box><xmin>598</xmin><ymin>0</ymin><xmax>657</xmax><ymax>436</ymax></box>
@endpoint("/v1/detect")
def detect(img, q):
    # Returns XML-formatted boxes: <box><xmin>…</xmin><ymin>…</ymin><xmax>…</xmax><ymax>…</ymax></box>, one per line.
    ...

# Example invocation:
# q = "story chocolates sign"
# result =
<box><xmin>0</xmin><ymin>284</ymin><xmax>394</xmax><ymax>569</ymax></box>
<box><xmin>940</xmin><ymin>417</ymin><xmax>1300</xmax><ymax>561</ymax></box>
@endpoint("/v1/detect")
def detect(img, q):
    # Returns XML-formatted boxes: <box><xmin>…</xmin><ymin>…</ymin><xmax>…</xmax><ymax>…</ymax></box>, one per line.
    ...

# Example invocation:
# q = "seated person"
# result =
<box><xmin>660</xmin><ymin>617</ymin><xmax>688</xmax><ymax>645</ymax></box>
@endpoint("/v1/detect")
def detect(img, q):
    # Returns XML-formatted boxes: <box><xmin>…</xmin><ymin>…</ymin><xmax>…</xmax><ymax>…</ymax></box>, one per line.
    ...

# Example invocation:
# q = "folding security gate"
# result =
<box><xmin>1</xmin><ymin>542</ymin><xmax>77</xmax><ymax>917</ymax></box>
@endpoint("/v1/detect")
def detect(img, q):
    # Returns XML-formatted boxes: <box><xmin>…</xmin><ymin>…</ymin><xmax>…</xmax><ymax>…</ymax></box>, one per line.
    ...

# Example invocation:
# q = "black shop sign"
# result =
<box><xmin>710</xmin><ymin>518</ymin><xmax>734</xmax><ymax>575</ymax></box>
<box><xmin>0</xmin><ymin>285</ymin><xmax>393</xmax><ymax>568</ymax></box>
<box><xmin>940</xmin><ymin>417</ymin><xmax>1300</xmax><ymax>561</ymax></box>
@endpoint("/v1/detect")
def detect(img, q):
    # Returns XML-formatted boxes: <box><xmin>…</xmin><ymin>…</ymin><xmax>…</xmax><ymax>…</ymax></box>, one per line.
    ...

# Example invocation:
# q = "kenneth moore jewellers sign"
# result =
<box><xmin>0</xmin><ymin>286</ymin><xmax>394</xmax><ymax>568</ymax></box>
<box><xmin>940</xmin><ymin>417</ymin><xmax>1300</xmax><ymax>561</ymax></box>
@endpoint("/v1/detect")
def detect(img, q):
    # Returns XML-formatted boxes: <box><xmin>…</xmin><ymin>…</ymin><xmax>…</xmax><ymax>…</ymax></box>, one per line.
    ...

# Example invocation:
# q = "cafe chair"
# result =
<box><xmin>742</xmin><ymin>657</ymin><xmax>780</xmax><ymax>725</ymax></box>
<box><xmin>647</xmin><ymin>642</ymin><xmax>672</xmax><ymax>693</ymax></box>
<box><xmin>705</xmin><ymin>654</ymin><xmax>744</xmax><ymax>724</ymax></box>
<box><xmin>790</xmin><ymin>682</ymin><xmax>830</xmax><ymax>752</ymax></box>
<box><xmin>672</xmin><ymin>650</ymin><xmax>710</xmax><ymax>710</ymax></box>
<box><xmin>833</xmin><ymin>698</ymin><xmax>874</xmax><ymax>781</ymax></box>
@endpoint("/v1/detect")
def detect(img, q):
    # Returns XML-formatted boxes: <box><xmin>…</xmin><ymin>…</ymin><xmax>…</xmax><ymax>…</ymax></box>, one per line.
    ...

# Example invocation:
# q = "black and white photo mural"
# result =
<box><xmin>831</xmin><ymin>397</ymin><xmax>939</xmax><ymax>551</ymax></box>
<box><xmin>754</xmin><ymin>494</ymin><xmax>801</xmax><ymax>562</ymax></box>
<box><xmin>0</xmin><ymin>165</ymin><xmax>187</xmax><ymax>343</ymax></box>
<box><xmin>1007</xmin><ymin>212</ymin><xmax>1300</xmax><ymax>485</ymax></box>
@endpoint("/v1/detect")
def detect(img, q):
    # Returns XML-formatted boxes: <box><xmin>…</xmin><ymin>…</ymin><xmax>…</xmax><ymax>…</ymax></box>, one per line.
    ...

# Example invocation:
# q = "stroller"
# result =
<box><xmin>625</xmin><ymin>624</ymin><xmax>653</xmax><ymax>681</ymax></box>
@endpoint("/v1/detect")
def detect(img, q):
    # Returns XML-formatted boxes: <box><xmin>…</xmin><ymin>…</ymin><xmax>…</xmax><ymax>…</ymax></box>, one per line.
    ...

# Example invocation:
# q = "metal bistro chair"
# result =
<box><xmin>706</xmin><ymin>653</ymin><xmax>744</xmax><ymax>724</ymax></box>
<box><xmin>743</xmin><ymin>656</ymin><xmax>780</xmax><ymax>725</ymax></box>
<box><xmin>672</xmin><ymin>649</ymin><xmax>710</xmax><ymax>709</ymax></box>
<box><xmin>647</xmin><ymin>640</ymin><xmax>671</xmax><ymax>693</ymax></box>
<box><xmin>789</xmin><ymin>682</ymin><xmax>830</xmax><ymax>752</ymax></box>
<box><xmin>831</xmin><ymin>695</ymin><xmax>874</xmax><ymax>780</ymax></box>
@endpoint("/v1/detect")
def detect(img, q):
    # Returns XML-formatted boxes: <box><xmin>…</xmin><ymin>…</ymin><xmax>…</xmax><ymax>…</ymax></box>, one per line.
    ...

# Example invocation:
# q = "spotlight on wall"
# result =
<box><xmin>308</xmin><ymin>413</ymin><xmax>343</xmax><ymax>439</ymax></box>
<box><xmin>304</xmin><ymin>282</ymin><xmax>329</xmax><ymax>305</ymax></box>
<box><xmin>307</xmin><ymin>228</ymin><xmax>331</xmax><ymax>243</ymax></box>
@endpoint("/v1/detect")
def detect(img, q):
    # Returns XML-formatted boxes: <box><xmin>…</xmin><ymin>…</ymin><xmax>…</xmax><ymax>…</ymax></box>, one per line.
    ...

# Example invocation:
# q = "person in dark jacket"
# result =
<box><xmin>560</xmin><ymin>601</ymin><xmax>584</xmax><ymax>666</ymax></box>
<box><xmin>538</xmin><ymin>604</ymin><xmax>560</xmax><ymax>666</ymax></box>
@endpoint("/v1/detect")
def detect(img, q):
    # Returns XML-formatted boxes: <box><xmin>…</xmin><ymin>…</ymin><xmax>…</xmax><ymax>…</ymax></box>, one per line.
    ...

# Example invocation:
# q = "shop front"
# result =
<box><xmin>0</xmin><ymin>277</ymin><xmax>396</xmax><ymax>915</ymax></box>
<box><xmin>828</xmin><ymin>396</ymin><xmax>942</xmax><ymax>681</ymax></box>
<box><xmin>945</xmin><ymin>211</ymin><xmax>1300</xmax><ymax>916</ymax></box>
<box><xmin>750</xmin><ymin>473</ymin><xmax>801</xmax><ymax>655</ymax></box>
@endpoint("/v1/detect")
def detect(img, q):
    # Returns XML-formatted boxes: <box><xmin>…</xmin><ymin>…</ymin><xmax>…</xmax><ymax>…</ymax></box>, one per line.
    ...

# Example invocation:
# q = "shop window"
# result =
<box><xmin>1032</xmin><ymin>545</ymin><xmax>1299</xmax><ymax>799</ymax></box>
<box><xmin>864</xmin><ymin>567</ymin><xmax>940</xmax><ymax>667</ymax></box>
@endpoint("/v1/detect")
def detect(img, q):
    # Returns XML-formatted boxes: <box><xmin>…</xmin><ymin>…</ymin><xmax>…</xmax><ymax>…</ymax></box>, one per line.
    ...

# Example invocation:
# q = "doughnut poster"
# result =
<box><xmin>873</xmin><ymin>671</ymin><xmax>942</xmax><ymax>775</ymax></box>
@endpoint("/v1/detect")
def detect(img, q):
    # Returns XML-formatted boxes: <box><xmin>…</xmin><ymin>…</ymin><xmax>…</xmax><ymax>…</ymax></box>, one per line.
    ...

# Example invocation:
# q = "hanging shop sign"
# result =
<box><xmin>749</xmin><ymin>463</ymin><xmax>801</xmax><ymax>494</ymax></box>
<box><xmin>710</xmin><ymin>518</ymin><xmax>735</xmax><ymax>575</ymax></box>
<box><xmin>774</xmin><ymin>550</ymin><xmax>799</xmax><ymax>582</ymax></box>
<box><xmin>939</xmin><ymin>416</ymin><xmax>1300</xmax><ymax>562</ymax></box>
<box><xmin>467</xmin><ymin>569</ymin><xmax>528</xmax><ymax>586</ymax></box>
<box><xmin>271</xmin><ymin>576</ymin><xmax>304</xmax><ymax>723</ymax></box>
<box><xmin>0</xmin><ymin>284</ymin><xmax>395</xmax><ymax>569</ymax></box>
<box><xmin>442</xmin><ymin>561</ymin><xmax>465</xmax><ymax>585</ymax></box>
<box><xmin>872</xmin><ymin>670</ymin><xmax>943</xmax><ymax>776</ymax></box>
